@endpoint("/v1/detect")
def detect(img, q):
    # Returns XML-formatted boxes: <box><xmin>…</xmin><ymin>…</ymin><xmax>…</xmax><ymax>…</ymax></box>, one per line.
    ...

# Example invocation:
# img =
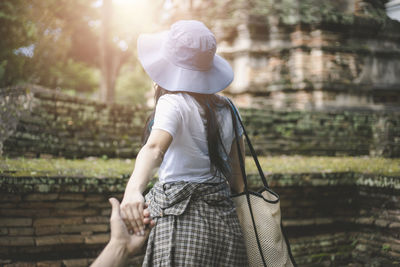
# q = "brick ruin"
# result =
<box><xmin>0</xmin><ymin>173</ymin><xmax>399</xmax><ymax>266</ymax></box>
<box><xmin>0</xmin><ymin>85</ymin><xmax>399</xmax><ymax>266</ymax></box>
<box><xmin>1</xmin><ymin>85</ymin><xmax>400</xmax><ymax>158</ymax></box>
<box><xmin>170</xmin><ymin>0</ymin><xmax>400</xmax><ymax>109</ymax></box>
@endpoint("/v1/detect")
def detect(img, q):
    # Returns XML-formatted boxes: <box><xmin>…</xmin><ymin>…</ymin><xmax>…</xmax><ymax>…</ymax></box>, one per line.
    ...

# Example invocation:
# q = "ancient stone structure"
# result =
<box><xmin>2</xmin><ymin>85</ymin><xmax>400</xmax><ymax>158</ymax></box>
<box><xmin>171</xmin><ymin>0</ymin><xmax>400</xmax><ymax>110</ymax></box>
<box><xmin>0</xmin><ymin>173</ymin><xmax>399</xmax><ymax>266</ymax></box>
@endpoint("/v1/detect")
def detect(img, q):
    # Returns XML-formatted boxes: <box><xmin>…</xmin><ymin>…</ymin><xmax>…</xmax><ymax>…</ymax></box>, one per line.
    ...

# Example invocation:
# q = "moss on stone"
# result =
<box><xmin>0</xmin><ymin>157</ymin><xmax>135</xmax><ymax>179</ymax></box>
<box><xmin>1</xmin><ymin>155</ymin><xmax>399</xmax><ymax>179</ymax></box>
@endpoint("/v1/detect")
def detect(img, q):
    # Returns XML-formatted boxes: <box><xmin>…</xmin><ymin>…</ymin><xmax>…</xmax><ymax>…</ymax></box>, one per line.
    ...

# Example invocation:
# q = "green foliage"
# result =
<box><xmin>0</xmin><ymin>0</ymin><xmax>36</xmax><ymax>86</ymax></box>
<box><xmin>0</xmin><ymin>0</ymin><xmax>100</xmax><ymax>91</ymax></box>
<box><xmin>48</xmin><ymin>59</ymin><xmax>100</xmax><ymax>93</ymax></box>
<box><xmin>0</xmin><ymin>0</ymin><xmax>164</xmax><ymax>101</ymax></box>
<box><xmin>115</xmin><ymin>59</ymin><xmax>152</xmax><ymax>106</ymax></box>
<box><xmin>250</xmin><ymin>0</ymin><xmax>388</xmax><ymax>26</ymax></box>
<box><xmin>381</xmin><ymin>244</ymin><xmax>391</xmax><ymax>252</ymax></box>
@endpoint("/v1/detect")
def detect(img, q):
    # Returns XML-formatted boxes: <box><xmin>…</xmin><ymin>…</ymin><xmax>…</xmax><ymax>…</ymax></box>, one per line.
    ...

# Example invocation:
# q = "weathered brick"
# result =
<box><xmin>54</xmin><ymin>202</ymin><xmax>86</xmax><ymax>209</ymax></box>
<box><xmin>88</xmin><ymin>202</ymin><xmax>111</xmax><ymax>208</ymax></box>
<box><xmin>18</xmin><ymin>202</ymin><xmax>55</xmax><ymax>209</ymax></box>
<box><xmin>84</xmin><ymin>195</ymin><xmax>105</xmax><ymax>202</ymax></box>
<box><xmin>355</xmin><ymin>217</ymin><xmax>374</xmax><ymax>225</ymax></box>
<box><xmin>52</xmin><ymin>209</ymin><xmax>97</xmax><ymax>216</ymax></box>
<box><xmin>375</xmin><ymin>219</ymin><xmax>390</xmax><ymax>228</ymax></box>
<box><xmin>84</xmin><ymin>233</ymin><xmax>109</xmax><ymax>244</ymax></box>
<box><xmin>389</xmin><ymin>222</ymin><xmax>400</xmax><ymax>229</ymax></box>
<box><xmin>62</xmin><ymin>259</ymin><xmax>88</xmax><ymax>267</ymax></box>
<box><xmin>4</xmin><ymin>262</ymin><xmax>36</xmax><ymax>267</ymax></box>
<box><xmin>33</xmin><ymin>217</ymin><xmax>83</xmax><ymax>227</ymax></box>
<box><xmin>59</xmin><ymin>235</ymin><xmax>85</xmax><ymax>244</ymax></box>
<box><xmin>0</xmin><ymin>203</ymin><xmax>16</xmax><ymax>208</ymax></box>
<box><xmin>84</xmin><ymin>216</ymin><xmax>108</xmax><ymax>224</ymax></box>
<box><xmin>24</xmin><ymin>193</ymin><xmax>59</xmax><ymax>201</ymax></box>
<box><xmin>101</xmin><ymin>209</ymin><xmax>111</xmax><ymax>216</ymax></box>
<box><xmin>80</xmin><ymin>231</ymin><xmax>93</xmax><ymax>236</ymax></box>
<box><xmin>0</xmin><ymin>259</ymin><xmax>11</xmax><ymax>265</ymax></box>
<box><xmin>35</xmin><ymin>235</ymin><xmax>84</xmax><ymax>246</ymax></box>
<box><xmin>60</xmin><ymin>224</ymin><xmax>108</xmax><ymax>234</ymax></box>
<box><xmin>8</xmin><ymin>227</ymin><xmax>34</xmax><ymax>236</ymax></box>
<box><xmin>35</xmin><ymin>226</ymin><xmax>60</xmax><ymax>236</ymax></box>
<box><xmin>36</xmin><ymin>260</ymin><xmax>62</xmax><ymax>267</ymax></box>
<box><xmin>0</xmin><ymin>236</ymin><xmax>35</xmax><ymax>246</ymax></box>
<box><xmin>0</xmin><ymin>194</ymin><xmax>21</xmax><ymax>202</ymax></box>
<box><xmin>315</xmin><ymin>218</ymin><xmax>334</xmax><ymax>225</ymax></box>
<box><xmin>59</xmin><ymin>194</ymin><xmax>85</xmax><ymax>201</ymax></box>
<box><xmin>0</xmin><ymin>208</ymin><xmax>50</xmax><ymax>217</ymax></box>
<box><xmin>0</xmin><ymin>218</ymin><xmax>32</xmax><ymax>227</ymax></box>
<box><xmin>0</xmin><ymin>227</ymin><xmax>8</xmax><ymax>235</ymax></box>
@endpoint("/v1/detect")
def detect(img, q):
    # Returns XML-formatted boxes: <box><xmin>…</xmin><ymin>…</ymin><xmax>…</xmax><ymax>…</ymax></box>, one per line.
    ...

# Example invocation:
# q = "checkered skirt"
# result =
<box><xmin>142</xmin><ymin>181</ymin><xmax>248</xmax><ymax>267</ymax></box>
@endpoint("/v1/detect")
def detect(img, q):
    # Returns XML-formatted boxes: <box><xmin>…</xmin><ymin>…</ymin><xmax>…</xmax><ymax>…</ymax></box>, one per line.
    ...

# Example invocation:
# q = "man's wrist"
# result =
<box><xmin>107</xmin><ymin>239</ymin><xmax>129</xmax><ymax>258</ymax></box>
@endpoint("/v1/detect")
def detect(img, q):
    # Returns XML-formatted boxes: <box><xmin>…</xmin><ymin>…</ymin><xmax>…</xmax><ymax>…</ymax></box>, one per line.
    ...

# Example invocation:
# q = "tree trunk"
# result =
<box><xmin>100</xmin><ymin>0</ymin><xmax>114</xmax><ymax>104</ymax></box>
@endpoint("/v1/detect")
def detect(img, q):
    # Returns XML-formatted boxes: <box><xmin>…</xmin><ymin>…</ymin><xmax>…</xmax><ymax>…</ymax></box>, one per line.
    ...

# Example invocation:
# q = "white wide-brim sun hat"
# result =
<box><xmin>137</xmin><ymin>20</ymin><xmax>234</xmax><ymax>94</ymax></box>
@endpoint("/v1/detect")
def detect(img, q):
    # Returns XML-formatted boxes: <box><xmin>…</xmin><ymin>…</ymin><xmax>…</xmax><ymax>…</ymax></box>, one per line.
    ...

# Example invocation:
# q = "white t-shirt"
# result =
<box><xmin>152</xmin><ymin>93</ymin><xmax>243</xmax><ymax>184</ymax></box>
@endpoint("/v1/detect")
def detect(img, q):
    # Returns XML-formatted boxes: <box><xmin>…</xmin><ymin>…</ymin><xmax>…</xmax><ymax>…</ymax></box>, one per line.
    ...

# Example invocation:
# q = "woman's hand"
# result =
<box><xmin>120</xmin><ymin>191</ymin><xmax>146</xmax><ymax>236</ymax></box>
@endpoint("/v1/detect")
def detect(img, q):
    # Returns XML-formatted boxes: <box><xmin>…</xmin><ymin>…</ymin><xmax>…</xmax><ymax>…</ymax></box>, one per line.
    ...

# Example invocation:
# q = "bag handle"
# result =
<box><xmin>226</xmin><ymin>97</ymin><xmax>268</xmax><ymax>267</ymax></box>
<box><xmin>226</xmin><ymin>98</ymin><xmax>269</xmax><ymax>188</ymax></box>
<box><xmin>227</xmin><ymin>98</ymin><xmax>298</xmax><ymax>267</ymax></box>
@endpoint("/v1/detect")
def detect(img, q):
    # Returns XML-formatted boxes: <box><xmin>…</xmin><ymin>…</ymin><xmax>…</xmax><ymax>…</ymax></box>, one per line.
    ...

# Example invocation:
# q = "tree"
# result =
<box><xmin>1</xmin><ymin>0</ymin><xmax>164</xmax><ymax>103</ymax></box>
<box><xmin>100</xmin><ymin>0</ymin><xmax>131</xmax><ymax>104</ymax></box>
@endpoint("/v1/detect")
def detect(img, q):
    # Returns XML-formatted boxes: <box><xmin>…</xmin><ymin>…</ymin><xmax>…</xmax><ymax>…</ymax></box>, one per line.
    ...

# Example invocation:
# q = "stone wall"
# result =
<box><xmin>0</xmin><ymin>176</ymin><xmax>143</xmax><ymax>267</ymax></box>
<box><xmin>241</xmin><ymin>107</ymin><xmax>400</xmax><ymax>158</ymax></box>
<box><xmin>2</xmin><ymin>85</ymin><xmax>400</xmax><ymax>158</ymax></box>
<box><xmin>1</xmin><ymin>85</ymin><xmax>148</xmax><ymax>158</ymax></box>
<box><xmin>0</xmin><ymin>173</ymin><xmax>399</xmax><ymax>266</ymax></box>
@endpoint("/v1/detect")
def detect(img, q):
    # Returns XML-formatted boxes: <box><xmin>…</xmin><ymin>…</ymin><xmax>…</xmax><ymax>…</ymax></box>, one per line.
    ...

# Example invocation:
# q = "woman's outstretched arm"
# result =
<box><xmin>228</xmin><ymin>135</ymin><xmax>246</xmax><ymax>194</ymax></box>
<box><xmin>121</xmin><ymin>129</ymin><xmax>172</xmax><ymax>235</ymax></box>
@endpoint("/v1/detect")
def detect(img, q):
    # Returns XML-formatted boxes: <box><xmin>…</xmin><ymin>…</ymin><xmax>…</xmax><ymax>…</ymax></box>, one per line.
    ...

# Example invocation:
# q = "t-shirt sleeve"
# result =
<box><xmin>152</xmin><ymin>95</ymin><xmax>182</xmax><ymax>138</ymax></box>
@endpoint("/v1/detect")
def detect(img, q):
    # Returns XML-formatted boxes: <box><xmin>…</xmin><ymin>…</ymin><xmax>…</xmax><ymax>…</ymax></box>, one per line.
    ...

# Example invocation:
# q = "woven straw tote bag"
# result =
<box><xmin>227</xmin><ymin>98</ymin><xmax>297</xmax><ymax>267</ymax></box>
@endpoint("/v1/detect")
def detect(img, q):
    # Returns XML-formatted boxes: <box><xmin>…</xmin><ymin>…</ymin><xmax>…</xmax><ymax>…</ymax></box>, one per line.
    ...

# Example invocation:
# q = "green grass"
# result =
<box><xmin>0</xmin><ymin>157</ymin><xmax>135</xmax><ymax>178</ymax></box>
<box><xmin>1</xmin><ymin>155</ymin><xmax>399</xmax><ymax>178</ymax></box>
<box><xmin>247</xmin><ymin>156</ymin><xmax>400</xmax><ymax>176</ymax></box>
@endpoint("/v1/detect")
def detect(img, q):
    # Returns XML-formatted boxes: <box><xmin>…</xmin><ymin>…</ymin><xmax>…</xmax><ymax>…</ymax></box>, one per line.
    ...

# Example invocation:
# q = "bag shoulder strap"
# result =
<box><xmin>226</xmin><ymin>98</ymin><xmax>269</xmax><ymax>188</ymax></box>
<box><xmin>227</xmin><ymin>98</ymin><xmax>298</xmax><ymax>267</ymax></box>
<box><xmin>226</xmin><ymin>97</ymin><xmax>268</xmax><ymax>267</ymax></box>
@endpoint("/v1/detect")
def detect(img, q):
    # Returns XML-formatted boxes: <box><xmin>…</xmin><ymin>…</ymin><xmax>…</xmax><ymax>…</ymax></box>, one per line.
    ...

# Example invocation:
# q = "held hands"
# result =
<box><xmin>120</xmin><ymin>191</ymin><xmax>147</xmax><ymax>236</ymax></box>
<box><xmin>108</xmin><ymin>198</ymin><xmax>154</xmax><ymax>256</ymax></box>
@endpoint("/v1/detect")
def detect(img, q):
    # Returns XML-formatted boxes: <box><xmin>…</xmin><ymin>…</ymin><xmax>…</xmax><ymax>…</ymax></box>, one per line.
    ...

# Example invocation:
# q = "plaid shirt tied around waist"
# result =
<box><xmin>145</xmin><ymin>181</ymin><xmax>232</xmax><ymax>218</ymax></box>
<box><xmin>142</xmin><ymin>181</ymin><xmax>249</xmax><ymax>267</ymax></box>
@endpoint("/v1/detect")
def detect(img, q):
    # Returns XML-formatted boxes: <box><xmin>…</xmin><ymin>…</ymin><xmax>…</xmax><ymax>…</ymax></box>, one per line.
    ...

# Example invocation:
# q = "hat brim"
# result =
<box><xmin>137</xmin><ymin>31</ymin><xmax>234</xmax><ymax>94</ymax></box>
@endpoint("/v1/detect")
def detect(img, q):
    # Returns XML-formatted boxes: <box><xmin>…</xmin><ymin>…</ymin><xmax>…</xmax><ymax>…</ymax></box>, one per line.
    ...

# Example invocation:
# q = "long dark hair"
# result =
<box><xmin>142</xmin><ymin>84</ymin><xmax>231</xmax><ymax>178</ymax></box>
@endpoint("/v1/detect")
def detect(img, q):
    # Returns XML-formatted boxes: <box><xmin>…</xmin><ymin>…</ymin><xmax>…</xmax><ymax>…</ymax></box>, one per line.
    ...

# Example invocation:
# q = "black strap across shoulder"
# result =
<box><xmin>226</xmin><ymin>98</ymin><xmax>269</xmax><ymax>188</ymax></box>
<box><xmin>226</xmin><ymin>97</ymin><xmax>297</xmax><ymax>267</ymax></box>
<box><xmin>226</xmin><ymin>97</ymin><xmax>268</xmax><ymax>267</ymax></box>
